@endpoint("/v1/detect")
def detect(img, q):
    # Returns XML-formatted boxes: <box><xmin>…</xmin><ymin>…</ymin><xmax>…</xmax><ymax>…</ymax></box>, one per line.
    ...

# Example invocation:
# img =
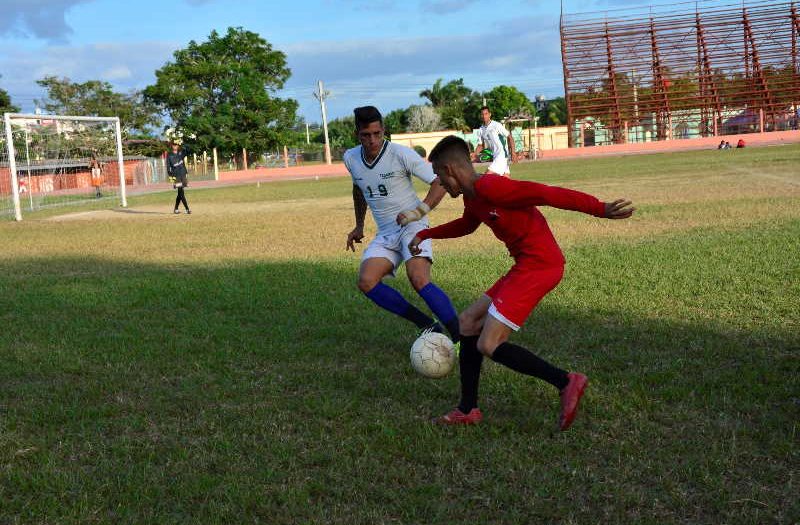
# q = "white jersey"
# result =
<box><xmin>344</xmin><ymin>141</ymin><xmax>437</xmax><ymax>233</ymax></box>
<box><xmin>478</xmin><ymin>120</ymin><xmax>510</xmax><ymax>160</ymax></box>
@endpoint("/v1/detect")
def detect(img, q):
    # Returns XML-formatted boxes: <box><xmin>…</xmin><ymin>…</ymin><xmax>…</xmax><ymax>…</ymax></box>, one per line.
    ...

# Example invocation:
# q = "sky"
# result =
<box><xmin>0</xmin><ymin>0</ymin><xmax>652</xmax><ymax>123</ymax></box>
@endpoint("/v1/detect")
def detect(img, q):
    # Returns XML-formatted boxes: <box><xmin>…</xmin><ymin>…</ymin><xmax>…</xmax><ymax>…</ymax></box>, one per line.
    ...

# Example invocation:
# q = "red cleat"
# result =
<box><xmin>434</xmin><ymin>407</ymin><xmax>483</xmax><ymax>426</ymax></box>
<box><xmin>559</xmin><ymin>372</ymin><xmax>588</xmax><ymax>431</ymax></box>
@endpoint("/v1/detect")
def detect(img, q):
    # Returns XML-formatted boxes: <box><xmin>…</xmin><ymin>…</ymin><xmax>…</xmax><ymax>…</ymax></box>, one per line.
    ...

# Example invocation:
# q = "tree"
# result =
<box><xmin>316</xmin><ymin>116</ymin><xmax>358</xmax><ymax>151</ymax></box>
<box><xmin>539</xmin><ymin>97</ymin><xmax>567</xmax><ymax>126</ymax></box>
<box><xmin>35</xmin><ymin>76</ymin><xmax>159</xmax><ymax>134</ymax></box>
<box><xmin>383</xmin><ymin>108</ymin><xmax>409</xmax><ymax>135</ymax></box>
<box><xmin>144</xmin><ymin>27</ymin><xmax>297</xmax><ymax>158</ymax></box>
<box><xmin>407</xmin><ymin>105</ymin><xmax>442</xmax><ymax>132</ymax></box>
<box><xmin>482</xmin><ymin>85</ymin><xmax>534</xmax><ymax>123</ymax></box>
<box><xmin>0</xmin><ymin>75</ymin><xmax>19</xmax><ymax>114</ymax></box>
<box><xmin>420</xmin><ymin>78</ymin><xmax>476</xmax><ymax>131</ymax></box>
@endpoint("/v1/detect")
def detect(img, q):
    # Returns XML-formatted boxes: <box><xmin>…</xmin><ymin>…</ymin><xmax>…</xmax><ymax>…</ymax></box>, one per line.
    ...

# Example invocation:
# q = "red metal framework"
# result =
<box><xmin>560</xmin><ymin>0</ymin><xmax>800</xmax><ymax>147</ymax></box>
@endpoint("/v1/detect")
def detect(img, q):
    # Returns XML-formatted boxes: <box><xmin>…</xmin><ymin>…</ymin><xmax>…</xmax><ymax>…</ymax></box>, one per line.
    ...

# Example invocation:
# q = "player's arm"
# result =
<box><xmin>481</xmin><ymin>176</ymin><xmax>635</xmax><ymax>218</ymax></box>
<box><xmin>506</xmin><ymin>133</ymin><xmax>516</xmax><ymax>162</ymax></box>
<box><xmin>397</xmin><ymin>178</ymin><xmax>447</xmax><ymax>226</ymax></box>
<box><xmin>498</xmin><ymin>124</ymin><xmax>516</xmax><ymax>162</ymax></box>
<box><xmin>347</xmin><ymin>184</ymin><xmax>368</xmax><ymax>252</ymax></box>
<box><xmin>472</xmin><ymin>140</ymin><xmax>483</xmax><ymax>161</ymax></box>
<box><xmin>408</xmin><ymin>212</ymin><xmax>481</xmax><ymax>255</ymax></box>
<box><xmin>396</xmin><ymin>149</ymin><xmax>446</xmax><ymax>226</ymax></box>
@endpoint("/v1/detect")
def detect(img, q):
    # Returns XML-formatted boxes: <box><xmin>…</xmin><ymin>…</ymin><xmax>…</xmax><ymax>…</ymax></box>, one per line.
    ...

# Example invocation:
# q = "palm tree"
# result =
<box><xmin>419</xmin><ymin>78</ymin><xmax>445</xmax><ymax>107</ymax></box>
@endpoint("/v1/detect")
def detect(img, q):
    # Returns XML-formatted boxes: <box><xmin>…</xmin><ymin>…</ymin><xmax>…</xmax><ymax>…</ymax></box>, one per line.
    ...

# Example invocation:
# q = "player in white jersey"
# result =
<box><xmin>344</xmin><ymin>106</ymin><xmax>460</xmax><ymax>342</ymax></box>
<box><xmin>473</xmin><ymin>106</ymin><xmax>516</xmax><ymax>176</ymax></box>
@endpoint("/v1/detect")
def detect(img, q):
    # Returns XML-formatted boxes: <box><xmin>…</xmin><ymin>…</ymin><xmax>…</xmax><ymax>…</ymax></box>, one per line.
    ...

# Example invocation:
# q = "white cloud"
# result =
<box><xmin>101</xmin><ymin>66</ymin><xmax>133</xmax><ymax>80</ymax></box>
<box><xmin>281</xmin><ymin>16</ymin><xmax>565</xmax><ymax>119</ymax></box>
<box><xmin>0</xmin><ymin>0</ymin><xmax>92</xmax><ymax>42</ymax></box>
<box><xmin>0</xmin><ymin>41</ymin><xmax>178</xmax><ymax>110</ymax></box>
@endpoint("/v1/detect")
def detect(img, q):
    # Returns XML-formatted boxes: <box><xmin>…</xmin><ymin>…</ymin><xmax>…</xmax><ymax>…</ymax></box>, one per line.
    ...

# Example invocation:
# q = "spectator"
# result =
<box><xmin>717</xmin><ymin>140</ymin><xmax>726</xmax><ymax>150</ymax></box>
<box><xmin>724</xmin><ymin>141</ymin><xmax>732</xmax><ymax>149</ymax></box>
<box><xmin>736</xmin><ymin>139</ymin><xmax>745</xmax><ymax>149</ymax></box>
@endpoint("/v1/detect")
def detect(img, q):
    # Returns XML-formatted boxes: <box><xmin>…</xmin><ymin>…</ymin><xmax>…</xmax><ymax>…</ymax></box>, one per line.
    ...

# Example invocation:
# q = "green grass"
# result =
<box><xmin>0</xmin><ymin>145</ymin><xmax>798</xmax><ymax>524</ymax></box>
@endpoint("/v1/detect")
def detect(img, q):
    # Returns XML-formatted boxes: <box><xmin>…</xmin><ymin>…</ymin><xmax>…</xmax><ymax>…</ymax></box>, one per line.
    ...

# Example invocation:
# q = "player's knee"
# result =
<box><xmin>357</xmin><ymin>275</ymin><xmax>379</xmax><ymax>294</ymax></box>
<box><xmin>408</xmin><ymin>274</ymin><xmax>430</xmax><ymax>292</ymax></box>
<box><xmin>476</xmin><ymin>338</ymin><xmax>499</xmax><ymax>357</ymax></box>
<box><xmin>458</xmin><ymin>312</ymin><xmax>481</xmax><ymax>336</ymax></box>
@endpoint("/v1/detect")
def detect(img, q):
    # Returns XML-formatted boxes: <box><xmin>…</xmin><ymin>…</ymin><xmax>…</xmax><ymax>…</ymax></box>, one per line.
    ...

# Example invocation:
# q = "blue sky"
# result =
<box><xmin>0</xmin><ymin>0</ymin><xmax>644</xmax><ymax>122</ymax></box>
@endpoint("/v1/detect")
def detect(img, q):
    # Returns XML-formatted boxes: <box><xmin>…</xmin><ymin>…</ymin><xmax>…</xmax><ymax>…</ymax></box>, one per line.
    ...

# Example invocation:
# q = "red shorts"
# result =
<box><xmin>485</xmin><ymin>262</ymin><xmax>564</xmax><ymax>330</ymax></box>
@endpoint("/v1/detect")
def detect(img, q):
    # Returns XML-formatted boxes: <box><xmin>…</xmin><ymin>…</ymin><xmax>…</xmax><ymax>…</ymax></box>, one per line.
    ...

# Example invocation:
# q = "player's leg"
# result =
<box><xmin>404</xmin><ymin>256</ymin><xmax>459</xmax><ymax>342</ymax></box>
<box><xmin>179</xmin><ymin>187</ymin><xmax>190</xmax><ymax>212</ymax></box>
<box><xmin>435</xmin><ymin>295</ymin><xmax>490</xmax><ymax>425</ymax></box>
<box><xmin>174</xmin><ymin>190</ymin><xmax>182</xmax><ymax>213</ymax></box>
<box><xmin>358</xmin><ymin>257</ymin><xmax>435</xmax><ymax>329</ymax></box>
<box><xmin>486</xmin><ymin>156</ymin><xmax>510</xmax><ymax>177</ymax></box>
<box><xmin>480</xmin><ymin>264</ymin><xmax>587</xmax><ymax>430</ymax></box>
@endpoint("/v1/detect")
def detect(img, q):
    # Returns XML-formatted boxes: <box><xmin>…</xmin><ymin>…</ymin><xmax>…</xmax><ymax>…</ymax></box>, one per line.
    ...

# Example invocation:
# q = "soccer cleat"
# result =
<box><xmin>185</xmin><ymin>209</ymin><xmax>192</xmax><ymax>214</ymax></box>
<box><xmin>559</xmin><ymin>372</ymin><xmax>588</xmax><ymax>431</ymax></box>
<box><xmin>418</xmin><ymin>322</ymin><xmax>444</xmax><ymax>337</ymax></box>
<box><xmin>434</xmin><ymin>407</ymin><xmax>483</xmax><ymax>426</ymax></box>
<box><xmin>173</xmin><ymin>209</ymin><xmax>181</xmax><ymax>214</ymax></box>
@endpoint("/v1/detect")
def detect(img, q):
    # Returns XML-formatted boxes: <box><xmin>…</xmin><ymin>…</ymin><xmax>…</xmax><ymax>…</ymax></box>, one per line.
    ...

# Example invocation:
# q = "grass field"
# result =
<box><xmin>1</xmin><ymin>145</ymin><xmax>798</xmax><ymax>524</ymax></box>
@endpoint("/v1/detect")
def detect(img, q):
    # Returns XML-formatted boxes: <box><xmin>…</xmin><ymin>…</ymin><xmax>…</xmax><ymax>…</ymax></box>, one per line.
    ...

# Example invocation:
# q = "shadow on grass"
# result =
<box><xmin>0</xmin><ymin>256</ymin><xmax>796</xmax><ymax>524</ymax></box>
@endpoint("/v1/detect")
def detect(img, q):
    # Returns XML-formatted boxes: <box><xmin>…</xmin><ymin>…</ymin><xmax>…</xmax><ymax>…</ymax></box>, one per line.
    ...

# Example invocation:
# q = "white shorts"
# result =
<box><xmin>362</xmin><ymin>221</ymin><xmax>433</xmax><ymax>271</ymax></box>
<box><xmin>487</xmin><ymin>156</ymin><xmax>510</xmax><ymax>176</ymax></box>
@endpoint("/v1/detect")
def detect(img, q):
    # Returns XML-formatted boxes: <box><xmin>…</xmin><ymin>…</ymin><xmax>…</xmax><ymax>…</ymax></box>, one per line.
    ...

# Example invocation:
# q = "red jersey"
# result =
<box><xmin>417</xmin><ymin>174</ymin><xmax>606</xmax><ymax>267</ymax></box>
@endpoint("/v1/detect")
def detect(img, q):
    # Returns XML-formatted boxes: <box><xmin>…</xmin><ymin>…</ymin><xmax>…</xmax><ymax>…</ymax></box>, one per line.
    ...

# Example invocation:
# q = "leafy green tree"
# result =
<box><xmin>317</xmin><ymin>116</ymin><xmax>358</xmax><ymax>151</ymax></box>
<box><xmin>420</xmin><ymin>78</ymin><xmax>476</xmax><ymax>131</ymax></box>
<box><xmin>35</xmin><ymin>76</ymin><xmax>159</xmax><ymax>134</ymax></box>
<box><xmin>482</xmin><ymin>85</ymin><xmax>534</xmax><ymax>123</ymax></box>
<box><xmin>144</xmin><ymin>27</ymin><xmax>297</xmax><ymax>158</ymax></box>
<box><xmin>383</xmin><ymin>108</ymin><xmax>408</xmax><ymax>135</ymax></box>
<box><xmin>539</xmin><ymin>97</ymin><xmax>567</xmax><ymax>126</ymax></box>
<box><xmin>0</xmin><ymin>75</ymin><xmax>19</xmax><ymax>114</ymax></box>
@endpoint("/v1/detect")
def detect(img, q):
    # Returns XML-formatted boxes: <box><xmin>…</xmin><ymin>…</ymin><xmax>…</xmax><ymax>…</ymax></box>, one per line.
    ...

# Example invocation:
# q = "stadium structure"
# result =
<box><xmin>560</xmin><ymin>0</ymin><xmax>800</xmax><ymax>147</ymax></box>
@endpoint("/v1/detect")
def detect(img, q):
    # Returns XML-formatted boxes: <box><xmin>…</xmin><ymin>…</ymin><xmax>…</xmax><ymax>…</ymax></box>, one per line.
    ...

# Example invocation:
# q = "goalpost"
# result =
<box><xmin>1</xmin><ymin>113</ymin><xmax>127</xmax><ymax>221</ymax></box>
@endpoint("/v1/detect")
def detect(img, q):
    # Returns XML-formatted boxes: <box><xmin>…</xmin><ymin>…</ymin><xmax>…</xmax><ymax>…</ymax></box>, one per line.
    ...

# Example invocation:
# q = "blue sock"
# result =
<box><xmin>417</xmin><ymin>282</ymin><xmax>460</xmax><ymax>341</ymax></box>
<box><xmin>365</xmin><ymin>282</ymin><xmax>433</xmax><ymax>328</ymax></box>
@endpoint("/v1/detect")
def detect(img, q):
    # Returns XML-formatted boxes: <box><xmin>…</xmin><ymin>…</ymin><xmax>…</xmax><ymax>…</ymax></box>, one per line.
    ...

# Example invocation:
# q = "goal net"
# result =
<box><xmin>1</xmin><ymin>113</ymin><xmax>127</xmax><ymax>221</ymax></box>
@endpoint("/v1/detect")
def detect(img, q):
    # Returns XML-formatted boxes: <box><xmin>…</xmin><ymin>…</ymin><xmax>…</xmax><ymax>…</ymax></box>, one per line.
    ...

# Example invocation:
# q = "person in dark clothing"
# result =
<box><xmin>167</xmin><ymin>142</ymin><xmax>191</xmax><ymax>214</ymax></box>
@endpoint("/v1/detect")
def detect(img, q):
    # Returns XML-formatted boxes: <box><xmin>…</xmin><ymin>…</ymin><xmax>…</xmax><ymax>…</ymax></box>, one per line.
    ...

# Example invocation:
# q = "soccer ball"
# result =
<box><xmin>410</xmin><ymin>332</ymin><xmax>456</xmax><ymax>379</ymax></box>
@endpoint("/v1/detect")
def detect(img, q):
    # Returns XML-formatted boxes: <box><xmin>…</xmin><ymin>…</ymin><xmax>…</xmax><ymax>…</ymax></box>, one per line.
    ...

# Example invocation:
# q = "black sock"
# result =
<box><xmin>443</xmin><ymin>318</ymin><xmax>460</xmax><ymax>343</ymax></box>
<box><xmin>457</xmin><ymin>335</ymin><xmax>483</xmax><ymax>413</ymax></box>
<box><xmin>404</xmin><ymin>304</ymin><xmax>435</xmax><ymax>329</ymax></box>
<box><xmin>490</xmin><ymin>342</ymin><xmax>569</xmax><ymax>390</ymax></box>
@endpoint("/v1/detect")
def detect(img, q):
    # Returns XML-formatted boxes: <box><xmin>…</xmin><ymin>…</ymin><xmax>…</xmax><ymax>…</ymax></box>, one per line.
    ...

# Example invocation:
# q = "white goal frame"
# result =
<box><xmin>2</xmin><ymin>112</ymin><xmax>127</xmax><ymax>221</ymax></box>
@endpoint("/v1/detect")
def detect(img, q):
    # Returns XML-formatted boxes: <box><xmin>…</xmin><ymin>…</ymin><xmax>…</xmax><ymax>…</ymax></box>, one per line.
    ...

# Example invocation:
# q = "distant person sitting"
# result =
<box><xmin>717</xmin><ymin>140</ymin><xmax>726</xmax><ymax>150</ymax></box>
<box><xmin>736</xmin><ymin>139</ymin><xmax>745</xmax><ymax>149</ymax></box>
<box><xmin>724</xmin><ymin>141</ymin><xmax>732</xmax><ymax>150</ymax></box>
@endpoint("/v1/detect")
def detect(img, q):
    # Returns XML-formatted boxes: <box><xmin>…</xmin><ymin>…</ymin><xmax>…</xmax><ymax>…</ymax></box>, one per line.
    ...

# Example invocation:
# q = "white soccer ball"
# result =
<box><xmin>410</xmin><ymin>332</ymin><xmax>456</xmax><ymax>379</ymax></box>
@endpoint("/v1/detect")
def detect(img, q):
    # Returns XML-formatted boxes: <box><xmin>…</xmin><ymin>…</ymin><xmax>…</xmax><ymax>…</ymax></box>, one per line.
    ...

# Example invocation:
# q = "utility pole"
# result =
<box><xmin>314</xmin><ymin>80</ymin><xmax>332</xmax><ymax>165</ymax></box>
<box><xmin>305</xmin><ymin>122</ymin><xmax>310</xmax><ymax>145</ymax></box>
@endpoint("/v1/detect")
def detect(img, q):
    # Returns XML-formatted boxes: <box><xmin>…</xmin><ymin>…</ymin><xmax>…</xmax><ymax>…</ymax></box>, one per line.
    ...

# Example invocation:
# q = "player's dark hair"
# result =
<box><xmin>353</xmin><ymin>106</ymin><xmax>383</xmax><ymax>131</ymax></box>
<box><xmin>480</xmin><ymin>106</ymin><xmax>490</xmax><ymax>113</ymax></box>
<box><xmin>429</xmin><ymin>135</ymin><xmax>471</xmax><ymax>166</ymax></box>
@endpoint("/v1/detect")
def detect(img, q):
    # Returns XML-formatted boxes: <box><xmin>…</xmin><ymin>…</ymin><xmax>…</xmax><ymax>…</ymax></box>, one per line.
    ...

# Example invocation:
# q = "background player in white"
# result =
<box><xmin>344</xmin><ymin>106</ymin><xmax>459</xmax><ymax>341</ymax></box>
<box><xmin>473</xmin><ymin>106</ymin><xmax>516</xmax><ymax>176</ymax></box>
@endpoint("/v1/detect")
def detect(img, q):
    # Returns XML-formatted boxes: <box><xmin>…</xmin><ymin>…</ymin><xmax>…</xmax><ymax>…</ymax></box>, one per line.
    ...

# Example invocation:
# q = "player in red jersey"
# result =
<box><xmin>408</xmin><ymin>136</ymin><xmax>634</xmax><ymax>430</ymax></box>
